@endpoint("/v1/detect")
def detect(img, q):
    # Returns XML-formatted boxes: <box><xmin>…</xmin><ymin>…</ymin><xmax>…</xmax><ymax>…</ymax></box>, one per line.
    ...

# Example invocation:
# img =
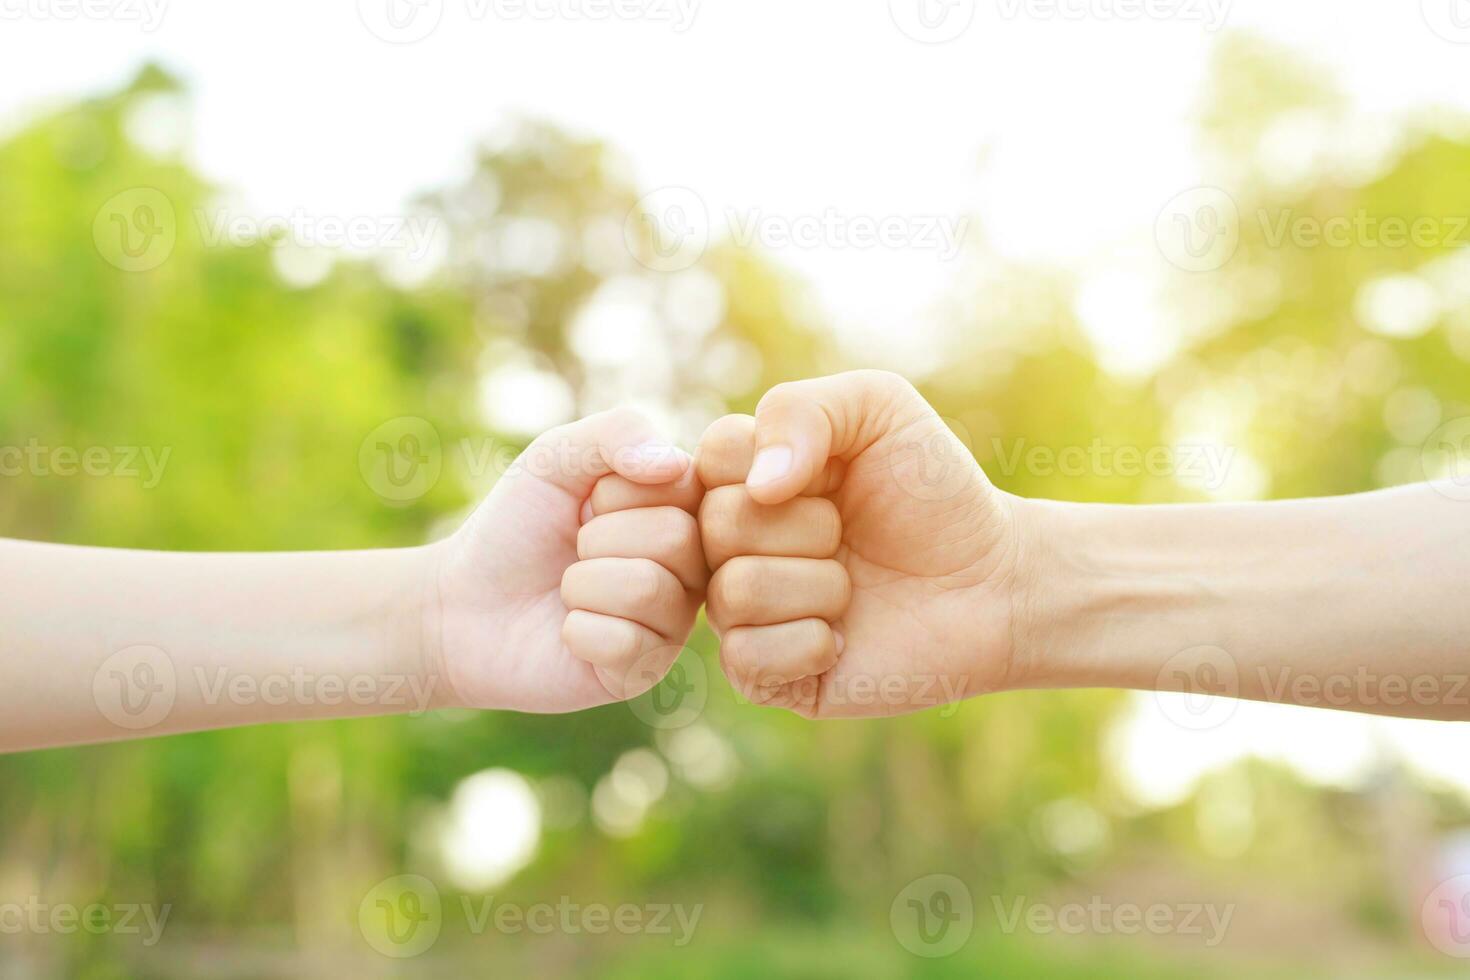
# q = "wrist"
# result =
<box><xmin>1005</xmin><ymin>498</ymin><xmax>1220</xmax><ymax>694</ymax></box>
<box><xmin>949</xmin><ymin>489</ymin><xmax>1054</xmax><ymax>698</ymax></box>
<box><xmin>400</xmin><ymin>540</ymin><xmax>461</xmax><ymax>711</ymax></box>
<box><xmin>1002</xmin><ymin>494</ymin><xmax>1062</xmax><ymax>691</ymax></box>
<box><xmin>1003</xmin><ymin>497</ymin><xmax>1143</xmax><ymax>692</ymax></box>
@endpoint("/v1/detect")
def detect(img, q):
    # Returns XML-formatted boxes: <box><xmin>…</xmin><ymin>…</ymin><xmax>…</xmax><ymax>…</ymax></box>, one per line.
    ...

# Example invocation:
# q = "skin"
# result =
<box><xmin>699</xmin><ymin>369</ymin><xmax>1470</xmax><ymax>721</ymax></box>
<box><xmin>698</xmin><ymin>371</ymin><xmax>1017</xmax><ymax>716</ymax></box>
<box><xmin>0</xmin><ymin>408</ymin><xmax>707</xmax><ymax>752</ymax></box>
<box><xmin>5</xmin><ymin>373</ymin><xmax>1470</xmax><ymax>748</ymax></box>
<box><xmin>440</xmin><ymin>408</ymin><xmax>707</xmax><ymax>712</ymax></box>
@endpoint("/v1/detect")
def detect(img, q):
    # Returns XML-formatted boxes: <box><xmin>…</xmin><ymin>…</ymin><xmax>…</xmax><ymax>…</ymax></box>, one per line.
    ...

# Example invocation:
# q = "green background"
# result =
<box><xmin>3</xmin><ymin>36</ymin><xmax>1470</xmax><ymax>978</ymax></box>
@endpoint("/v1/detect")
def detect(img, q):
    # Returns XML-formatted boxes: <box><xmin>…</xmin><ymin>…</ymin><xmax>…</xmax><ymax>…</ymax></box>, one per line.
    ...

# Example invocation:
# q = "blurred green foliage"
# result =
<box><xmin>3</xmin><ymin>34</ymin><xmax>1470</xmax><ymax>979</ymax></box>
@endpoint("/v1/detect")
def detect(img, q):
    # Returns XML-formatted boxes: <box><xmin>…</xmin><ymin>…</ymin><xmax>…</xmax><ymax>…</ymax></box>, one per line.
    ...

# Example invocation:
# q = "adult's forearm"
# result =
<box><xmin>1009</xmin><ymin>485</ymin><xmax>1470</xmax><ymax>720</ymax></box>
<box><xmin>0</xmin><ymin>539</ymin><xmax>446</xmax><ymax>752</ymax></box>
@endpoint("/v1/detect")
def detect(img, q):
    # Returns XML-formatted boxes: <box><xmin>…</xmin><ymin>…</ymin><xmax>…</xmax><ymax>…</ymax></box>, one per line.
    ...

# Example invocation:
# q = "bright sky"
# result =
<box><xmin>5</xmin><ymin>0</ymin><xmax>1469</xmax><ymax>352</ymax></box>
<box><xmin>5</xmin><ymin>0</ymin><xmax>1470</xmax><ymax>804</ymax></box>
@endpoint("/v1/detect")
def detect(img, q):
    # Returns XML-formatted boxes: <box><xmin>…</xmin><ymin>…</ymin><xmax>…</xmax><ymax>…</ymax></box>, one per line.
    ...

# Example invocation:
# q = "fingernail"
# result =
<box><xmin>833</xmin><ymin>630</ymin><xmax>846</xmax><ymax>655</ymax></box>
<box><xmin>747</xmin><ymin>445</ymin><xmax>793</xmax><ymax>488</ymax></box>
<box><xmin>580</xmin><ymin>499</ymin><xmax>594</xmax><ymax>524</ymax></box>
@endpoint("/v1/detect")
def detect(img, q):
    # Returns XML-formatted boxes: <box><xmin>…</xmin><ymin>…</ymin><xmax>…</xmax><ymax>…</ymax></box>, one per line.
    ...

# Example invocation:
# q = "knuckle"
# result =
<box><xmin>699</xmin><ymin>485</ymin><xmax>746</xmax><ymax>554</ymax></box>
<box><xmin>626</xmin><ymin>559</ymin><xmax>667</xmax><ymax>606</ymax></box>
<box><xmin>756</xmin><ymin>380</ymin><xmax>801</xmax><ymax>414</ymax></box>
<box><xmin>588</xmin><ymin>474</ymin><xmax>623</xmax><ymax>515</ymax></box>
<box><xmin>720</xmin><ymin>626</ymin><xmax>749</xmax><ymax>662</ymax></box>
<box><xmin>825</xmin><ymin>561</ymin><xmax>853</xmax><ymax>610</ymax></box>
<box><xmin>720</xmin><ymin>629</ymin><xmax>760</xmax><ymax>686</ymax></box>
<box><xmin>680</xmin><ymin>470</ymin><xmax>709</xmax><ymax>507</ymax></box>
<box><xmin>857</xmin><ymin>368</ymin><xmax>914</xmax><ymax>400</ymax></box>
<box><xmin>711</xmin><ymin>558</ymin><xmax>763</xmax><ymax>619</ymax></box>
<box><xmin>559</xmin><ymin>561</ymin><xmax>588</xmax><ymax>605</ymax></box>
<box><xmin>696</xmin><ymin>415</ymin><xmax>755</xmax><ymax>489</ymax></box>
<box><xmin>607</xmin><ymin>619</ymin><xmax>642</xmax><ymax>663</ymax></box>
<box><xmin>659</xmin><ymin>508</ymin><xmax>700</xmax><ymax>557</ymax></box>
<box><xmin>795</xmin><ymin>620</ymin><xmax>837</xmax><ymax>674</ymax></box>
<box><xmin>809</xmin><ymin>498</ymin><xmax>843</xmax><ymax>554</ymax></box>
<box><xmin>699</xmin><ymin>414</ymin><xmax>754</xmax><ymax>456</ymax></box>
<box><xmin>560</xmin><ymin>610</ymin><xmax>582</xmax><ymax>647</ymax></box>
<box><xmin>746</xmin><ymin>676</ymin><xmax>786</xmax><ymax>705</ymax></box>
<box><xmin>705</xmin><ymin>582</ymin><xmax>731</xmax><ymax>629</ymax></box>
<box><xmin>532</xmin><ymin>418</ymin><xmax>573</xmax><ymax>448</ymax></box>
<box><xmin>787</xmin><ymin>676</ymin><xmax>823</xmax><ymax>716</ymax></box>
<box><xmin>575</xmin><ymin>518</ymin><xmax>597</xmax><ymax>560</ymax></box>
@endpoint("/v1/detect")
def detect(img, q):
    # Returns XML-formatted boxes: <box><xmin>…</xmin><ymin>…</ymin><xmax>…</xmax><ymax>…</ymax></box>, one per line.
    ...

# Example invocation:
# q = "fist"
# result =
<box><xmin>434</xmin><ymin>408</ymin><xmax>706</xmax><ymax>713</ymax></box>
<box><xmin>562</xmin><ymin>468</ymin><xmax>708</xmax><ymax>702</ymax></box>
<box><xmin>695</xmin><ymin>371</ymin><xmax>1022</xmax><ymax>718</ymax></box>
<box><xmin>698</xmin><ymin>426</ymin><xmax>851</xmax><ymax>707</ymax></box>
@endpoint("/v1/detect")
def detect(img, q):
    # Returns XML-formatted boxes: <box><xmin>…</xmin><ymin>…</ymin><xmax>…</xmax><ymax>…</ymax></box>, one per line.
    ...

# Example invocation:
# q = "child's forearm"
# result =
<box><xmin>0</xmin><ymin>538</ymin><xmax>447</xmax><ymax>752</ymax></box>
<box><xmin>1012</xmin><ymin>484</ymin><xmax>1470</xmax><ymax>720</ymax></box>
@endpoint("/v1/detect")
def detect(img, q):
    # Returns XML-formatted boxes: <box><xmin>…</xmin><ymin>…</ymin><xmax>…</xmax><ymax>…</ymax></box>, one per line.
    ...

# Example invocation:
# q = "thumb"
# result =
<box><xmin>516</xmin><ymin>407</ymin><xmax>691</xmax><ymax>500</ymax></box>
<box><xmin>745</xmin><ymin>370</ymin><xmax>922</xmax><ymax>505</ymax></box>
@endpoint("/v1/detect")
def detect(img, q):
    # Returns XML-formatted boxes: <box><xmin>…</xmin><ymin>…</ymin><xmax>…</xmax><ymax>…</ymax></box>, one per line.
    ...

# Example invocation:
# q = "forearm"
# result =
<box><xmin>1010</xmin><ymin>484</ymin><xmax>1470</xmax><ymax>720</ymax></box>
<box><xmin>0</xmin><ymin>538</ymin><xmax>447</xmax><ymax>752</ymax></box>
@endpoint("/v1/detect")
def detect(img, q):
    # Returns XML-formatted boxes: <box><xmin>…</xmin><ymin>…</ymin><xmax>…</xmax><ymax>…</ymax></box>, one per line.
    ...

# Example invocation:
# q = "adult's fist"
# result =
<box><xmin>696</xmin><ymin>371</ymin><xmax>1024</xmax><ymax>718</ymax></box>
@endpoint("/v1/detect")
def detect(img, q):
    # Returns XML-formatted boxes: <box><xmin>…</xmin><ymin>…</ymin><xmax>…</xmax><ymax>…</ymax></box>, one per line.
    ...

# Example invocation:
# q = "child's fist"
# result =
<box><xmin>433</xmin><ymin>408</ymin><xmax>704</xmax><ymax>714</ymax></box>
<box><xmin>561</xmin><ymin>468</ymin><xmax>707</xmax><ymax>701</ymax></box>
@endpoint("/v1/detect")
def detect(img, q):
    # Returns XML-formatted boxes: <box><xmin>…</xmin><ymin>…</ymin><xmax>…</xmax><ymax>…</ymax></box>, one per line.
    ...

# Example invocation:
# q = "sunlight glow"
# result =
<box><xmin>439</xmin><ymin>768</ymin><xmax>542</xmax><ymax>892</ymax></box>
